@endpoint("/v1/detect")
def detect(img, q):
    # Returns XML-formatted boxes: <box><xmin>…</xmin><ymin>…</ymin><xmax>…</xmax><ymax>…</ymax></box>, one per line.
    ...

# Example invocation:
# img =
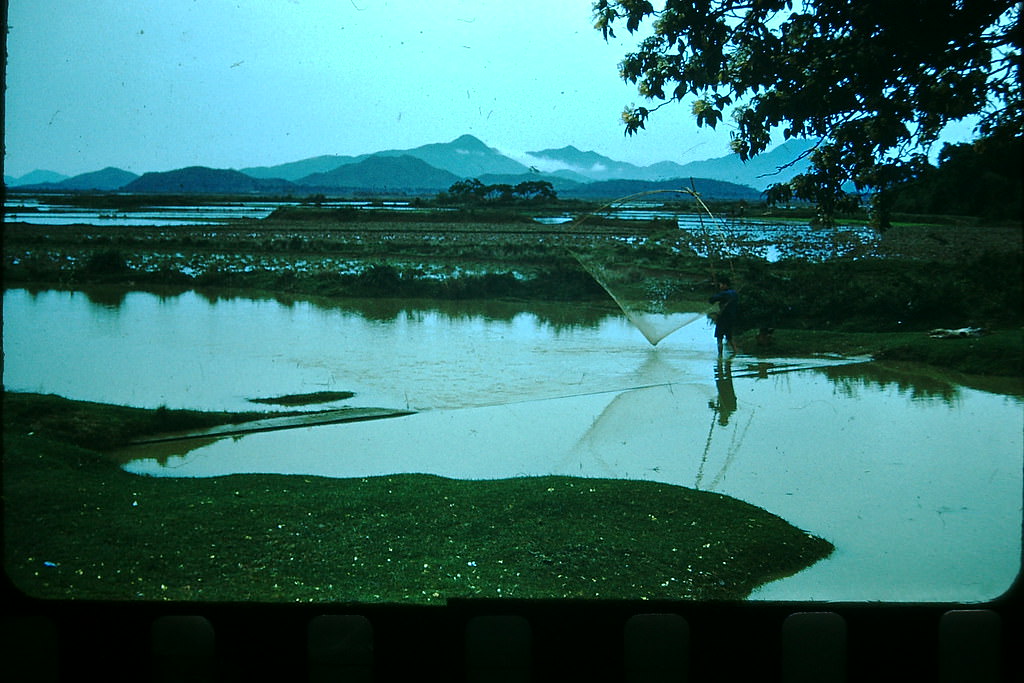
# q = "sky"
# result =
<box><xmin>3</xmin><ymin>0</ymin><xmax>981</xmax><ymax>179</ymax></box>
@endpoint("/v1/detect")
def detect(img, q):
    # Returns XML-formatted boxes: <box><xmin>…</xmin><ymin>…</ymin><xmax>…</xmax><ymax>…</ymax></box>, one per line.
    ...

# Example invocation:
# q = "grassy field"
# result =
<box><xmin>3</xmin><ymin>392</ymin><xmax>833</xmax><ymax>604</ymax></box>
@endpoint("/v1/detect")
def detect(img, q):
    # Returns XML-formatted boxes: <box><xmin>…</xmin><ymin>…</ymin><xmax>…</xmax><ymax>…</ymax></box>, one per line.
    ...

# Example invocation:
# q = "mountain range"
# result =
<box><xmin>5</xmin><ymin>134</ymin><xmax>816</xmax><ymax>199</ymax></box>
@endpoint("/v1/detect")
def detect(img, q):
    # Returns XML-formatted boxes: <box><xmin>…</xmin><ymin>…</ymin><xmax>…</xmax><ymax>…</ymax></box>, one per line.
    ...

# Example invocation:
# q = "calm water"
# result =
<box><xmin>3</xmin><ymin>199</ymin><xmax>283</xmax><ymax>226</ymax></box>
<box><xmin>3</xmin><ymin>288</ymin><xmax>1021</xmax><ymax>602</ymax></box>
<box><xmin>2</xmin><ymin>199</ymin><xmax>441</xmax><ymax>226</ymax></box>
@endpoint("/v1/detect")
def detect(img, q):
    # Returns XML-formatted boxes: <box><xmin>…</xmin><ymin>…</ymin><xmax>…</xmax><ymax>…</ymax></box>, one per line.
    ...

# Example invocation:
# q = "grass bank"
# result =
<box><xmin>4</xmin><ymin>392</ymin><xmax>833</xmax><ymax>604</ymax></box>
<box><xmin>738</xmin><ymin>327</ymin><xmax>1024</xmax><ymax>380</ymax></box>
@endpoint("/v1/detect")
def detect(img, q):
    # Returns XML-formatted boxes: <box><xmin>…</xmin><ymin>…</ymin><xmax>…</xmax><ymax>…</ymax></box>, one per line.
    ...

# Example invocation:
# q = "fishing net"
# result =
<box><xmin>567</xmin><ymin>189</ymin><xmax>734</xmax><ymax>346</ymax></box>
<box><xmin>572</xmin><ymin>247</ymin><xmax>716</xmax><ymax>346</ymax></box>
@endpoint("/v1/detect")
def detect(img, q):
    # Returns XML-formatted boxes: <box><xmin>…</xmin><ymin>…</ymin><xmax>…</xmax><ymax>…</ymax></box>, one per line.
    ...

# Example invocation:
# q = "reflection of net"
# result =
<box><xmin>573</xmin><ymin>250</ymin><xmax>713</xmax><ymax>346</ymax></box>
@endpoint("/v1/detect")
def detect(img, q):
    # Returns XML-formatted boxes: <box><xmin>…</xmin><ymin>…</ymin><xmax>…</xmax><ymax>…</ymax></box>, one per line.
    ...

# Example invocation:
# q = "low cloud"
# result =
<box><xmin>510</xmin><ymin>152</ymin><xmax>604</xmax><ymax>178</ymax></box>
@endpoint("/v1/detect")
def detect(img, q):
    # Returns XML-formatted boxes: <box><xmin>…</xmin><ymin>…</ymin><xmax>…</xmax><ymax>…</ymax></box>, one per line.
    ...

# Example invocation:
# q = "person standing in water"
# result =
<box><xmin>709</xmin><ymin>276</ymin><xmax>739</xmax><ymax>355</ymax></box>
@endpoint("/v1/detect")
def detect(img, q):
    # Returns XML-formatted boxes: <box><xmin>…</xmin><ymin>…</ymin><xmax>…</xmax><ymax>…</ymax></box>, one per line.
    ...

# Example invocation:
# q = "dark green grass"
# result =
<box><xmin>1</xmin><ymin>392</ymin><xmax>289</xmax><ymax>452</ymax></box>
<box><xmin>740</xmin><ymin>327</ymin><xmax>1023</xmax><ymax>379</ymax></box>
<box><xmin>3</xmin><ymin>393</ymin><xmax>833</xmax><ymax>604</ymax></box>
<box><xmin>247</xmin><ymin>391</ymin><xmax>356</xmax><ymax>406</ymax></box>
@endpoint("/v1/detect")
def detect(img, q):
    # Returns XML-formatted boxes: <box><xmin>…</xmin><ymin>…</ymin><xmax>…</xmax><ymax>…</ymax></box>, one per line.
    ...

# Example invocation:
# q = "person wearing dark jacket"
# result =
<box><xmin>709</xmin><ymin>276</ymin><xmax>739</xmax><ymax>355</ymax></box>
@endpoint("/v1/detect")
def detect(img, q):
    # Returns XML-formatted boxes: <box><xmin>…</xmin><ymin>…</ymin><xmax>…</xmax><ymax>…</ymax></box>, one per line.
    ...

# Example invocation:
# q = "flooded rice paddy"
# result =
<box><xmin>3</xmin><ymin>287</ymin><xmax>1021</xmax><ymax>602</ymax></box>
<box><xmin>1</xmin><ymin>198</ymin><xmax>439</xmax><ymax>226</ymax></box>
<box><xmin>4</xmin><ymin>197</ymin><xmax>880</xmax><ymax>263</ymax></box>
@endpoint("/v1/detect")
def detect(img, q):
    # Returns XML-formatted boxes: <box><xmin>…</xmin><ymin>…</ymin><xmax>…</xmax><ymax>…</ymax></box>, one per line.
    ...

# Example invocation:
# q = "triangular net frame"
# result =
<box><xmin>572</xmin><ymin>247</ymin><xmax>715</xmax><ymax>345</ymax></box>
<box><xmin>566</xmin><ymin>187</ymin><xmax>725</xmax><ymax>346</ymax></box>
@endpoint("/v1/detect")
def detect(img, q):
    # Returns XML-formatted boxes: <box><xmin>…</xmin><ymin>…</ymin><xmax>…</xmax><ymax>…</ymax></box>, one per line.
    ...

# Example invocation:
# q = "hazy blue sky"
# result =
<box><xmin>4</xmin><ymin>0</ymin><xmax>980</xmax><ymax>178</ymax></box>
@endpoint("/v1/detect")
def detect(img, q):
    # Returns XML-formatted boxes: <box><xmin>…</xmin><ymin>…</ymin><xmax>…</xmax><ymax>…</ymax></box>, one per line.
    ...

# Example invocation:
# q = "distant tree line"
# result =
<box><xmin>888</xmin><ymin>133</ymin><xmax>1022</xmax><ymax>221</ymax></box>
<box><xmin>438</xmin><ymin>178</ymin><xmax>558</xmax><ymax>204</ymax></box>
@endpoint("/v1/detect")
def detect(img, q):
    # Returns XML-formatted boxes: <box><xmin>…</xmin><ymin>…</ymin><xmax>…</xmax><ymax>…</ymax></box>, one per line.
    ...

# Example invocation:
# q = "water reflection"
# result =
<box><xmin>823</xmin><ymin>361</ymin><xmax>965</xmax><ymax>404</ymax></box>
<box><xmin>711</xmin><ymin>357</ymin><xmax>738</xmax><ymax>426</ymax></box>
<box><xmin>107</xmin><ymin>435</ymin><xmax>222</xmax><ymax>467</ymax></box>
<box><xmin>695</xmin><ymin>358</ymin><xmax>753</xmax><ymax>491</ymax></box>
<box><xmin>189</xmin><ymin>288</ymin><xmax>618</xmax><ymax>329</ymax></box>
<box><xmin>3</xmin><ymin>287</ymin><xmax>710</xmax><ymax>412</ymax></box>
<box><xmin>83</xmin><ymin>287</ymin><xmax>129</xmax><ymax>309</ymax></box>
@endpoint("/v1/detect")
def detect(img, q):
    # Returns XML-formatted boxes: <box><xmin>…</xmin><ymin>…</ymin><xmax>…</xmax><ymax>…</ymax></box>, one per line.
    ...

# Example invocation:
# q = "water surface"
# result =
<box><xmin>4</xmin><ymin>288</ymin><xmax>1021</xmax><ymax>602</ymax></box>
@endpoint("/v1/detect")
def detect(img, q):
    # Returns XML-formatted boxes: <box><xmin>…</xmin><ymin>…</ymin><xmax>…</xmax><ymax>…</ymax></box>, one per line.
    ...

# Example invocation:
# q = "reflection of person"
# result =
<box><xmin>709</xmin><ymin>276</ymin><xmax>739</xmax><ymax>355</ymax></box>
<box><xmin>711</xmin><ymin>357</ymin><xmax>737</xmax><ymax>426</ymax></box>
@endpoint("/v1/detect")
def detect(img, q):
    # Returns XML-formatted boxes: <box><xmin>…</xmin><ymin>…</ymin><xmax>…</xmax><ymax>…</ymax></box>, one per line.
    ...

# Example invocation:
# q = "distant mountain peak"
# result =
<box><xmin>450</xmin><ymin>133</ymin><xmax>488</xmax><ymax>149</ymax></box>
<box><xmin>6</xmin><ymin>169</ymin><xmax>69</xmax><ymax>186</ymax></box>
<box><xmin>523</xmin><ymin>145</ymin><xmax>641</xmax><ymax>180</ymax></box>
<box><xmin>528</xmin><ymin>144</ymin><xmax>606</xmax><ymax>161</ymax></box>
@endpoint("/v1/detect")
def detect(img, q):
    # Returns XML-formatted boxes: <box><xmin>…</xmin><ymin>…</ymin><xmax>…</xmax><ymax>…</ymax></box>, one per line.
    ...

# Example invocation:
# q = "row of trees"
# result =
<box><xmin>889</xmin><ymin>134</ymin><xmax>1021</xmax><ymax>220</ymax></box>
<box><xmin>438</xmin><ymin>179</ymin><xmax>558</xmax><ymax>204</ymax></box>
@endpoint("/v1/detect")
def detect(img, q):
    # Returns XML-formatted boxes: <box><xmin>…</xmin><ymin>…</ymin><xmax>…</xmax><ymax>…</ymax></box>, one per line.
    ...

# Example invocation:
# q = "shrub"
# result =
<box><xmin>81</xmin><ymin>250</ymin><xmax>129</xmax><ymax>277</ymax></box>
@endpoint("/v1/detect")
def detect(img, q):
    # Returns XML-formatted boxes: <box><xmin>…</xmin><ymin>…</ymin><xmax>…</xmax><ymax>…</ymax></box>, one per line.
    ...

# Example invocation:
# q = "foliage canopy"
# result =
<box><xmin>593</xmin><ymin>0</ymin><xmax>1021</xmax><ymax>226</ymax></box>
<box><xmin>441</xmin><ymin>178</ymin><xmax>558</xmax><ymax>204</ymax></box>
<box><xmin>890</xmin><ymin>135</ymin><xmax>1022</xmax><ymax>219</ymax></box>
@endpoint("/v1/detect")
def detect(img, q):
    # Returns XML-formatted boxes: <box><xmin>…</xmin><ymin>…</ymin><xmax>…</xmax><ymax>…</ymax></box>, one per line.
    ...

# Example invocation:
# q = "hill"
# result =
<box><xmin>525</xmin><ymin>140</ymin><xmax>816</xmax><ymax>189</ymax></box>
<box><xmin>242</xmin><ymin>134</ymin><xmax>530</xmax><ymax>184</ymax></box>
<box><xmin>299</xmin><ymin>155</ymin><xmax>461</xmax><ymax>192</ymax></box>
<box><xmin>5</xmin><ymin>170</ymin><xmax>69</xmax><ymax>187</ymax></box>
<box><xmin>560</xmin><ymin>177</ymin><xmax>762</xmax><ymax>201</ymax></box>
<box><xmin>57</xmin><ymin>167</ymin><xmax>139</xmax><ymax>191</ymax></box>
<box><xmin>241</xmin><ymin>155</ymin><xmax>359</xmax><ymax>182</ymax></box>
<box><xmin>8</xmin><ymin>134</ymin><xmax>813</xmax><ymax>197</ymax></box>
<box><xmin>523</xmin><ymin>145</ymin><xmax>653</xmax><ymax>181</ymax></box>
<box><xmin>7</xmin><ymin>167</ymin><xmax>139</xmax><ymax>192</ymax></box>
<box><xmin>668</xmin><ymin>139</ymin><xmax>817</xmax><ymax>191</ymax></box>
<box><xmin>374</xmin><ymin>134</ymin><xmax>530</xmax><ymax>177</ymax></box>
<box><xmin>122</xmin><ymin>167</ymin><xmax>297</xmax><ymax>194</ymax></box>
